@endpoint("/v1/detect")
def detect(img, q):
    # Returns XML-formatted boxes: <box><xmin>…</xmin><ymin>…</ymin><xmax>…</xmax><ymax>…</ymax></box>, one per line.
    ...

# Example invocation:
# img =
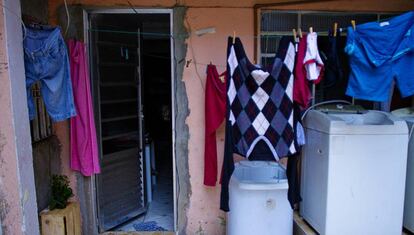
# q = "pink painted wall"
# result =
<box><xmin>45</xmin><ymin>0</ymin><xmax>414</xmax><ymax>234</ymax></box>
<box><xmin>0</xmin><ymin>12</ymin><xmax>26</xmax><ymax>232</ymax></box>
<box><xmin>183</xmin><ymin>8</ymin><xmax>254</xmax><ymax>234</ymax></box>
<box><xmin>0</xmin><ymin>0</ymin><xmax>40</xmax><ymax>234</ymax></box>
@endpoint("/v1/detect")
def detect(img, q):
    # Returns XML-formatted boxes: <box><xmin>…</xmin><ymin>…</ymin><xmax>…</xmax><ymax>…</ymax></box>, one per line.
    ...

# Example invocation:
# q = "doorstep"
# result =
<box><xmin>101</xmin><ymin>232</ymin><xmax>175</xmax><ymax>235</ymax></box>
<box><xmin>293</xmin><ymin>211</ymin><xmax>412</xmax><ymax>235</ymax></box>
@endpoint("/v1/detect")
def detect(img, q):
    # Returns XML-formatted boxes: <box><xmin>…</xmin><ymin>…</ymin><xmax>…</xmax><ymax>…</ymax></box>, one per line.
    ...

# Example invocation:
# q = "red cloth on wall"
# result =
<box><xmin>204</xmin><ymin>64</ymin><xmax>226</xmax><ymax>186</ymax></box>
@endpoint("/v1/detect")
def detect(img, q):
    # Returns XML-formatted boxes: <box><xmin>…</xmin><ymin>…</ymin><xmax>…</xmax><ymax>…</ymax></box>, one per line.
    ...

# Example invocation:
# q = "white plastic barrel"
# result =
<box><xmin>227</xmin><ymin>161</ymin><xmax>293</xmax><ymax>235</ymax></box>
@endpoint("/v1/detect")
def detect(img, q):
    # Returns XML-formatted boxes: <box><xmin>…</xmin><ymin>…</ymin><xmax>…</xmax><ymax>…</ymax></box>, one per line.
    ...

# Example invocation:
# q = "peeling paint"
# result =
<box><xmin>0</xmin><ymin>190</ymin><xmax>10</xmax><ymax>235</ymax></box>
<box><xmin>0</xmin><ymin>132</ymin><xmax>6</xmax><ymax>160</ymax></box>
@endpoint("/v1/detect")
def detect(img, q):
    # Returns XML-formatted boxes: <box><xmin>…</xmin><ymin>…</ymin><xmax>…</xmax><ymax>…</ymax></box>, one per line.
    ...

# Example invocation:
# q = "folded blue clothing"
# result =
<box><xmin>345</xmin><ymin>11</ymin><xmax>414</xmax><ymax>102</ymax></box>
<box><xmin>24</xmin><ymin>26</ymin><xmax>76</xmax><ymax>121</ymax></box>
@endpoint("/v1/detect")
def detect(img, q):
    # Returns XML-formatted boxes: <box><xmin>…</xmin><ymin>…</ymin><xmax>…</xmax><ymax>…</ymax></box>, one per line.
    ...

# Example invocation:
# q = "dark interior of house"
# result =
<box><xmin>89</xmin><ymin>13</ymin><xmax>173</xmax><ymax>232</ymax></box>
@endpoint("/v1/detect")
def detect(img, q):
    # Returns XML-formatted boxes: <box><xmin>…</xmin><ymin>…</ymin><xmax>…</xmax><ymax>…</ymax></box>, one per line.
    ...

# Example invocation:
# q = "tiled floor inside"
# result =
<box><xmin>115</xmin><ymin>175</ymin><xmax>174</xmax><ymax>232</ymax></box>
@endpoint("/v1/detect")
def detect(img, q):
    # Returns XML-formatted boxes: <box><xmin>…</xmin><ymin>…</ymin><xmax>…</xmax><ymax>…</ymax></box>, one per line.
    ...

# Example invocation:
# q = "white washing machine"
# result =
<box><xmin>300</xmin><ymin>110</ymin><xmax>408</xmax><ymax>235</ymax></box>
<box><xmin>392</xmin><ymin>108</ymin><xmax>414</xmax><ymax>233</ymax></box>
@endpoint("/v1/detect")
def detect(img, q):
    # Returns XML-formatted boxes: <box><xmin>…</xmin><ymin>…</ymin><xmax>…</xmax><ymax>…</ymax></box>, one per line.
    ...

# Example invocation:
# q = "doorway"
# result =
<box><xmin>88</xmin><ymin>10</ymin><xmax>175</xmax><ymax>233</ymax></box>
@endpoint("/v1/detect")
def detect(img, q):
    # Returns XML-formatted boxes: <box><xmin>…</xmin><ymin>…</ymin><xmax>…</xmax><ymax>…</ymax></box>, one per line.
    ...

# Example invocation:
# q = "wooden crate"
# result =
<box><xmin>40</xmin><ymin>202</ymin><xmax>81</xmax><ymax>235</ymax></box>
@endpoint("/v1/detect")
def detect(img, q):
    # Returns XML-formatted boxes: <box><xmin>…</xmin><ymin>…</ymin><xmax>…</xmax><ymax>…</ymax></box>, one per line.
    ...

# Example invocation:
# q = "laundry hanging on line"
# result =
<box><xmin>69</xmin><ymin>39</ymin><xmax>101</xmax><ymax>176</ymax></box>
<box><xmin>204</xmin><ymin>64</ymin><xmax>227</xmax><ymax>187</ymax></box>
<box><xmin>220</xmin><ymin>36</ymin><xmax>304</xmax><ymax>212</ymax></box>
<box><xmin>24</xmin><ymin>25</ymin><xmax>76</xmax><ymax>122</ymax></box>
<box><xmin>345</xmin><ymin>11</ymin><xmax>414</xmax><ymax>102</ymax></box>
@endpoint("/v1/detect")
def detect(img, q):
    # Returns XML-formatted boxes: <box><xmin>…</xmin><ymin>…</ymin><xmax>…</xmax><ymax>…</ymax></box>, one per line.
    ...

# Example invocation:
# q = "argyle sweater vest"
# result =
<box><xmin>220</xmin><ymin>37</ymin><xmax>297</xmax><ymax>211</ymax></box>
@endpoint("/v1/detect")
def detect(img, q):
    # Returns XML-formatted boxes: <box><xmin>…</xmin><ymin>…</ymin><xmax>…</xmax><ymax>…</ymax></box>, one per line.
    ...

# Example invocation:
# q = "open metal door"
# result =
<box><xmin>89</xmin><ymin>13</ymin><xmax>146</xmax><ymax>232</ymax></box>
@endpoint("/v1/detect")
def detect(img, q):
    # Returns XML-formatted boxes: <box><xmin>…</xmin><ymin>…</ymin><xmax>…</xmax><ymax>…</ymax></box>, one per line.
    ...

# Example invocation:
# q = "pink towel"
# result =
<box><xmin>69</xmin><ymin>40</ymin><xmax>100</xmax><ymax>176</ymax></box>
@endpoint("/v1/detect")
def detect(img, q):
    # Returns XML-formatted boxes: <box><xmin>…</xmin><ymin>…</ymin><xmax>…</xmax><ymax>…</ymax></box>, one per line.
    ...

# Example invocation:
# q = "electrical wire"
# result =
<box><xmin>127</xmin><ymin>0</ymin><xmax>140</xmax><ymax>15</ymax></box>
<box><xmin>301</xmin><ymin>100</ymin><xmax>352</xmax><ymax>120</ymax></box>
<box><xmin>409</xmin><ymin>122</ymin><xmax>414</xmax><ymax>139</ymax></box>
<box><xmin>63</xmin><ymin>0</ymin><xmax>70</xmax><ymax>37</ymax></box>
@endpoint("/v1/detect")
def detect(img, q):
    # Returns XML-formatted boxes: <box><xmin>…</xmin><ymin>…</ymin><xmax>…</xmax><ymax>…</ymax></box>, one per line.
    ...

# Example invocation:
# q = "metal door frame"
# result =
<box><xmin>83</xmin><ymin>8</ymin><xmax>177</xmax><ymax>232</ymax></box>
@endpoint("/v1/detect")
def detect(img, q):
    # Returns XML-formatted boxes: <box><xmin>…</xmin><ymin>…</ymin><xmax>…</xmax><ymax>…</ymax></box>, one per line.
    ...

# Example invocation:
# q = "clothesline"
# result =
<box><xmin>143</xmin><ymin>53</ymin><xmax>227</xmax><ymax>68</ymax></box>
<box><xmin>89</xmin><ymin>28</ymin><xmax>351</xmax><ymax>39</ymax></box>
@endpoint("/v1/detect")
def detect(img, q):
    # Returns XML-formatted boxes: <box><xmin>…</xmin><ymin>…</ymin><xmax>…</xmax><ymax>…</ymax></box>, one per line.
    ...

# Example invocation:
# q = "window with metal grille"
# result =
<box><xmin>30</xmin><ymin>82</ymin><xmax>53</xmax><ymax>142</ymax></box>
<box><xmin>258</xmin><ymin>11</ymin><xmax>398</xmax><ymax>107</ymax></box>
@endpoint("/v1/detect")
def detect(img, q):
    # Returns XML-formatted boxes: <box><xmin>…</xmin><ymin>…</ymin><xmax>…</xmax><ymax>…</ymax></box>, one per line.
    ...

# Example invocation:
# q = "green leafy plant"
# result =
<box><xmin>49</xmin><ymin>175</ymin><xmax>74</xmax><ymax>210</ymax></box>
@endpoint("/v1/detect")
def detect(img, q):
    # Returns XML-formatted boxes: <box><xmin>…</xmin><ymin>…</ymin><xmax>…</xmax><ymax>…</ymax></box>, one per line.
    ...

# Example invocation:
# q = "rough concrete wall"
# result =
<box><xmin>57</xmin><ymin>4</ymin><xmax>85</xmax><ymax>40</ymax></box>
<box><xmin>20</xmin><ymin>0</ymin><xmax>48</xmax><ymax>23</ymax></box>
<box><xmin>0</xmin><ymin>0</ymin><xmax>40</xmax><ymax>234</ymax></box>
<box><xmin>32</xmin><ymin>137</ymin><xmax>62</xmax><ymax>212</ymax></box>
<box><xmin>173</xmin><ymin>7</ymin><xmax>191</xmax><ymax>235</ymax></box>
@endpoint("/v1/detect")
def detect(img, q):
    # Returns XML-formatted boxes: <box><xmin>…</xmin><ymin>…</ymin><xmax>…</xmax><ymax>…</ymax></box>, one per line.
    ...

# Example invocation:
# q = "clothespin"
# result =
<box><xmin>309</xmin><ymin>27</ymin><xmax>313</xmax><ymax>34</ymax></box>
<box><xmin>334</xmin><ymin>22</ymin><xmax>338</xmax><ymax>37</ymax></box>
<box><xmin>292</xmin><ymin>28</ymin><xmax>298</xmax><ymax>52</ymax></box>
<box><xmin>219</xmin><ymin>74</ymin><xmax>225</xmax><ymax>83</ymax></box>
<box><xmin>233</xmin><ymin>31</ymin><xmax>236</xmax><ymax>44</ymax></box>
<box><xmin>298</xmin><ymin>28</ymin><xmax>303</xmax><ymax>38</ymax></box>
<box><xmin>351</xmin><ymin>20</ymin><xmax>356</xmax><ymax>30</ymax></box>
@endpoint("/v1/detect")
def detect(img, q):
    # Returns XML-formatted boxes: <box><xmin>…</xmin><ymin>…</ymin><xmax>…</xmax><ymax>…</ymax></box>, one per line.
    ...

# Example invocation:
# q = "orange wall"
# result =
<box><xmin>183</xmin><ymin>7</ymin><xmax>254</xmax><ymax>234</ymax></box>
<box><xmin>47</xmin><ymin>0</ymin><xmax>414</xmax><ymax>234</ymax></box>
<box><xmin>49</xmin><ymin>0</ymin><xmax>414</xmax><ymax>24</ymax></box>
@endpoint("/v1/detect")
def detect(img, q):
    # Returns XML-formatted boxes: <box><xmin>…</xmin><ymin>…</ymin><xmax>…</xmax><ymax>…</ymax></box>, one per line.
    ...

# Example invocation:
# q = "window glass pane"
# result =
<box><xmin>261</xmin><ymin>11</ymin><xmax>298</xmax><ymax>31</ymax></box>
<box><xmin>259</xmin><ymin>11</ymin><xmax>386</xmax><ymax>109</ymax></box>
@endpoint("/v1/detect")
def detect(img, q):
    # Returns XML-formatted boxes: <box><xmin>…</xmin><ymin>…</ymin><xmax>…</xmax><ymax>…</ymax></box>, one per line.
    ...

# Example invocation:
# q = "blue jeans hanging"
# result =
<box><xmin>24</xmin><ymin>26</ymin><xmax>76</xmax><ymax>122</ymax></box>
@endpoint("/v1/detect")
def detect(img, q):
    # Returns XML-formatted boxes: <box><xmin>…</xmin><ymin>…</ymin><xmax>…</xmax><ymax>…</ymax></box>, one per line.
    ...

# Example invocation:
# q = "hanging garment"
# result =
<box><xmin>24</xmin><ymin>26</ymin><xmax>76</xmax><ymax>121</ymax></box>
<box><xmin>304</xmin><ymin>32</ymin><xmax>324</xmax><ymax>84</ymax></box>
<box><xmin>345</xmin><ymin>11</ymin><xmax>414</xmax><ymax>102</ymax></box>
<box><xmin>322</xmin><ymin>29</ymin><xmax>343</xmax><ymax>88</ymax></box>
<box><xmin>69</xmin><ymin>40</ymin><xmax>101</xmax><ymax>176</ymax></box>
<box><xmin>293</xmin><ymin>34</ymin><xmax>312</xmax><ymax>109</ymax></box>
<box><xmin>221</xmin><ymin>37</ymin><xmax>297</xmax><ymax>211</ymax></box>
<box><xmin>204</xmin><ymin>64</ymin><xmax>227</xmax><ymax>186</ymax></box>
<box><xmin>287</xmin><ymin>152</ymin><xmax>302</xmax><ymax>208</ymax></box>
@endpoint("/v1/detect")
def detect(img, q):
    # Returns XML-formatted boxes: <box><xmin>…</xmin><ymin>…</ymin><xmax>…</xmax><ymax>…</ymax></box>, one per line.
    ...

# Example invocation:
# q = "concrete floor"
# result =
<box><xmin>116</xmin><ymin>175</ymin><xmax>174</xmax><ymax>232</ymax></box>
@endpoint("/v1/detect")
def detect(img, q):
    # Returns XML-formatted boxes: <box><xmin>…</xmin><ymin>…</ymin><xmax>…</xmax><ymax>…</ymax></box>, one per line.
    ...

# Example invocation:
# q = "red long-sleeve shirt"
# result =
<box><xmin>204</xmin><ymin>64</ymin><xmax>226</xmax><ymax>186</ymax></box>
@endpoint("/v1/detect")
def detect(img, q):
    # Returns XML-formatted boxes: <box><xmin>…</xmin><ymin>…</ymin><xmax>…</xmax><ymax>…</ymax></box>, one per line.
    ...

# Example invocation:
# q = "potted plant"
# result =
<box><xmin>40</xmin><ymin>175</ymin><xmax>81</xmax><ymax>235</ymax></box>
<box><xmin>49</xmin><ymin>175</ymin><xmax>73</xmax><ymax>210</ymax></box>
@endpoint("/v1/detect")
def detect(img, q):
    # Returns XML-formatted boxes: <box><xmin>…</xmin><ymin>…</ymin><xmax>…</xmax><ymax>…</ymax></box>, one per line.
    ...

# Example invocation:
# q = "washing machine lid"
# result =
<box><xmin>303</xmin><ymin>110</ymin><xmax>408</xmax><ymax>135</ymax></box>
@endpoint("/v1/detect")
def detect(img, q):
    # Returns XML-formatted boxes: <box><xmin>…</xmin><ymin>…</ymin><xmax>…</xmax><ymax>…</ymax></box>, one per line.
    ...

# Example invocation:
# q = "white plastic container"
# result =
<box><xmin>301</xmin><ymin>110</ymin><xmax>408</xmax><ymax>235</ymax></box>
<box><xmin>392</xmin><ymin>108</ymin><xmax>414</xmax><ymax>233</ymax></box>
<box><xmin>227</xmin><ymin>161</ymin><xmax>293</xmax><ymax>235</ymax></box>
